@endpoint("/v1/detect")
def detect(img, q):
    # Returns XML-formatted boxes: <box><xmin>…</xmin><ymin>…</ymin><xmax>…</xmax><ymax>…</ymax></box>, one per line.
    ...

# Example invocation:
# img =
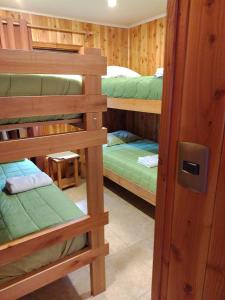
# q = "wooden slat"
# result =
<box><xmin>19</xmin><ymin>19</ymin><xmax>32</xmax><ymax>50</ymax></box>
<box><xmin>5</xmin><ymin>18</ymin><xmax>15</xmax><ymax>49</ymax></box>
<box><xmin>0</xmin><ymin>118</ymin><xmax>82</xmax><ymax>131</ymax></box>
<box><xmin>107</xmin><ymin>97</ymin><xmax>162</xmax><ymax>114</ymax></box>
<box><xmin>32</xmin><ymin>41</ymin><xmax>83</xmax><ymax>52</ymax></box>
<box><xmin>0</xmin><ymin>95</ymin><xmax>107</xmax><ymax>119</ymax></box>
<box><xmin>0</xmin><ymin>18</ymin><xmax>6</xmax><ymax>48</ymax></box>
<box><xmin>0</xmin><ymin>212</ymin><xmax>108</xmax><ymax>267</ymax></box>
<box><xmin>0</xmin><ymin>244</ymin><xmax>109</xmax><ymax>300</ymax></box>
<box><xmin>0</xmin><ymin>128</ymin><xmax>107</xmax><ymax>163</ymax></box>
<box><xmin>0</xmin><ymin>48</ymin><xmax>107</xmax><ymax>75</ymax></box>
<box><xmin>104</xmin><ymin>168</ymin><xmax>156</xmax><ymax>206</ymax></box>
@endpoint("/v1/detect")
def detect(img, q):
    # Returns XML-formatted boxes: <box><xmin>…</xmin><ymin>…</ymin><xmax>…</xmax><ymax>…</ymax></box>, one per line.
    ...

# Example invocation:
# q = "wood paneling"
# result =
<box><xmin>152</xmin><ymin>0</ymin><xmax>225</xmax><ymax>299</ymax></box>
<box><xmin>104</xmin><ymin>109</ymin><xmax>160</xmax><ymax>142</ymax></box>
<box><xmin>0</xmin><ymin>9</ymin><xmax>129</xmax><ymax>67</ymax></box>
<box><xmin>129</xmin><ymin>17</ymin><xmax>166</xmax><ymax>75</ymax></box>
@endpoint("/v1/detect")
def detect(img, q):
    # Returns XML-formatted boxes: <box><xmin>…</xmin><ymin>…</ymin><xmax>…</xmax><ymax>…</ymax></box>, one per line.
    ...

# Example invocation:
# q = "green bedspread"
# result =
<box><xmin>0</xmin><ymin>159</ymin><xmax>86</xmax><ymax>283</ymax></box>
<box><xmin>102</xmin><ymin>76</ymin><xmax>162</xmax><ymax>100</ymax></box>
<box><xmin>0</xmin><ymin>74</ymin><xmax>82</xmax><ymax>125</ymax></box>
<box><xmin>103</xmin><ymin>139</ymin><xmax>159</xmax><ymax>193</ymax></box>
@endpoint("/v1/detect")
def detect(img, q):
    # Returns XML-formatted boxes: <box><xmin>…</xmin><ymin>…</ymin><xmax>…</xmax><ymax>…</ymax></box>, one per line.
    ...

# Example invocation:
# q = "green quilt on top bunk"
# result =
<box><xmin>102</xmin><ymin>76</ymin><xmax>163</xmax><ymax>100</ymax></box>
<box><xmin>0</xmin><ymin>159</ymin><xmax>86</xmax><ymax>284</ymax></box>
<box><xmin>103</xmin><ymin>139</ymin><xmax>159</xmax><ymax>194</ymax></box>
<box><xmin>0</xmin><ymin>74</ymin><xmax>82</xmax><ymax>125</ymax></box>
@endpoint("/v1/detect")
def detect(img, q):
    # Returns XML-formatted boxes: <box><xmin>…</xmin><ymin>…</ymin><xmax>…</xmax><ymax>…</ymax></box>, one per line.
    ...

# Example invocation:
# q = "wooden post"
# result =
<box><xmin>82</xmin><ymin>47</ymin><xmax>107</xmax><ymax>295</ymax></box>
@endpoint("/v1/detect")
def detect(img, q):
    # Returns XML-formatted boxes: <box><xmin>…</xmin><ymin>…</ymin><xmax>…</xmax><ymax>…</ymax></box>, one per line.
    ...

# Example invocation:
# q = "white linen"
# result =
<box><xmin>6</xmin><ymin>172</ymin><xmax>53</xmax><ymax>194</ymax></box>
<box><xmin>155</xmin><ymin>67</ymin><xmax>164</xmax><ymax>78</ymax></box>
<box><xmin>138</xmin><ymin>155</ymin><xmax>159</xmax><ymax>168</ymax></box>
<box><xmin>103</xmin><ymin>66</ymin><xmax>141</xmax><ymax>78</ymax></box>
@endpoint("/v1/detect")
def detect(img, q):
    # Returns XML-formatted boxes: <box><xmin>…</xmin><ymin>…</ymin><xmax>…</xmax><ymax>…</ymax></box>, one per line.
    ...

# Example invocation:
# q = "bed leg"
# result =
<box><xmin>90</xmin><ymin>228</ymin><xmax>106</xmax><ymax>295</ymax></box>
<box><xmin>86</xmin><ymin>144</ymin><xmax>106</xmax><ymax>296</ymax></box>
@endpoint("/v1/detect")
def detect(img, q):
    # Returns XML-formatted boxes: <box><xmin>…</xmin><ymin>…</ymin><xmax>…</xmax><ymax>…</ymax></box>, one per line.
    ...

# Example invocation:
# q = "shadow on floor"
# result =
<box><xmin>21</xmin><ymin>277</ymin><xmax>82</xmax><ymax>300</ymax></box>
<box><xmin>104</xmin><ymin>178</ymin><xmax>155</xmax><ymax>219</ymax></box>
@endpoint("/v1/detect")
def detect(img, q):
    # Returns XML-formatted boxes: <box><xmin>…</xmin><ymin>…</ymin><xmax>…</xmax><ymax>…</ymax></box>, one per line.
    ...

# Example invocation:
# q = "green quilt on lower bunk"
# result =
<box><xmin>103</xmin><ymin>139</ymin><xmax>159</xmax><ymax>194</ymax></box>
<box><xmin>0</xmin><ymin>74</ymin><xmax>83</xmax><ymax>125</ymax></box>
<box><xmin>0</xmin><ymin>159</ymin><xmax>86</xmax><ymax>284</ymax></box>
<box><xmin>102</xmin><ymin>76</ymin><xmax>162</xmax><ymax>100</ymax></box>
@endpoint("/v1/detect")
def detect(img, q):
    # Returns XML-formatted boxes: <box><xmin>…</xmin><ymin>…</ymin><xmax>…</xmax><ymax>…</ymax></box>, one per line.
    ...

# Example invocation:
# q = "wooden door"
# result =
<box><xmin>152</xmin><ymin>0</ymin><xmax>225</xmax><ymax>299</ymax></box>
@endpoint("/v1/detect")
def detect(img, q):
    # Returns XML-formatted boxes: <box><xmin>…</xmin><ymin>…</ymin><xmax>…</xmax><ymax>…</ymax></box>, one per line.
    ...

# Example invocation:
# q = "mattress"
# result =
<box><xmin>0</xmin><ymin>74</ymin><xmax>83</xmax><ymax>125</ymax></box>
<box><xmin>102</xmin><ymin>76</ymin><xmax>162</xmax><ymax>100</ymax></box>
<box><xmin>0</xmin><ymin>159</ymin><xmax>86</xmax><ymax>284</ymax></box>
<box><xmin>103</xmin><ymin>139</ymin><xmax>159</xmax><ymax>193</ymax></box>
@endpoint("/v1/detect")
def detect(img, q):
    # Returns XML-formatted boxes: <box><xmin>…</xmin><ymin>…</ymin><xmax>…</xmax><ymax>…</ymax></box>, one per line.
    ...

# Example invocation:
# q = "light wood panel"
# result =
<box><xmin>0</xmin><ymin>9</ymin><xmax>129</xmax><ymax>67</ymax></box>
<box><xmin>129</xmin><ymin>17</ymin><xmax>166</xmax><ymax>75</ymax></box>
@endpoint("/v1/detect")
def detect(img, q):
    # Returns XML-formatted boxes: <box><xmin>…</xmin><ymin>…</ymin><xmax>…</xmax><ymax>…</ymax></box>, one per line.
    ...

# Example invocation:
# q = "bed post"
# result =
<box><xmin>82</xmin><ymin>47</ymin><xmax>106</xmax><ymax>295</ymax></box>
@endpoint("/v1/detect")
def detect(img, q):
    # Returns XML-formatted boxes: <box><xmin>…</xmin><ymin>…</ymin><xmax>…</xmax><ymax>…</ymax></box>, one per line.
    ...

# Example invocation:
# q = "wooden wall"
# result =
<box><xmin>129</xmin><ymin>17</ymin><xmax>166</xmax><ymax>75</ymax></box>
<box><xmin>0</xmin><ymin>9</ymin><xmax>129</xmax><ymax>67</ymax></box>
<box><xmin>0</xmin><ymin>9</ymin><xmax>166</xmax><ymax>142</ymax></box>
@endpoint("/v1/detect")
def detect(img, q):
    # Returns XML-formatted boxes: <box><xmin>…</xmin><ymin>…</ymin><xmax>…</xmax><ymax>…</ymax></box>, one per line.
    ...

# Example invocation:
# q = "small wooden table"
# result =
<box><xmin>48</xmin><ymin>151</ymin><xmax>80</xmax><ymax>190</ymax></box>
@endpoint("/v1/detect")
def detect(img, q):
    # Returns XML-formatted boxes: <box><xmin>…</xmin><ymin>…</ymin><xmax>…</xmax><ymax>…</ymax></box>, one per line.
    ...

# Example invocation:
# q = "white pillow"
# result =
<box><xmin>103</xmin><ymin>66</ymin><xmax>141</xmax><ymax>78</ymax></box>
<box><xmin>155</xmin><ymin>67</ymin><xmax>164</xmax><ymax>78</ymax></box>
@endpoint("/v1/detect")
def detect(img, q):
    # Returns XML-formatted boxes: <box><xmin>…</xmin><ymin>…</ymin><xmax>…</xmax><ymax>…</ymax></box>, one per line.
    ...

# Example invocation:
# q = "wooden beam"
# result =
<box><xmin>104</xmin><ymin>168</ymin><xmax>156</xmax><ymax>206</ymax></box>
<box><xmin>0</xmin><ymin>48</ymin><xmax>107</xmax><ymax>75</ymax></box>
<box><xmin>0</xmin><ymin>95</ymin><xmax>107</xmax><ymax>119</ymax></box>
<box><xmin>0</xmin><ymin>212</ymin><xmax>108</xmax><ymax>267</ymax></box>
<box><xmin>0</xmin><ymin>19</ymin><xmax>94</xmax><ymax>36</ymax></box>
<box><xmin>32</xmin><ymin>41</ymin><xmax>83</xmax><ymax>52</ymax></box>
<box><xmin>0</xmin><ymin>128</ymin><xmax>107</xmax><ymax>163</ymax></box>
<box><xmin>107</xmin><ymin>97</ymin><xmax>162</xmax><ymax>114</ymax></box>
<box><xmin>0</xmin><ymin>244</ymin><xmax>109</xmax><ymax>300</ymax></box>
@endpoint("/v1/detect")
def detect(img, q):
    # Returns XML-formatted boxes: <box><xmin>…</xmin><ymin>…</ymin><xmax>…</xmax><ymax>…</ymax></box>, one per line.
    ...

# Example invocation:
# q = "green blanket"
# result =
<box><xmin>0</xmin><ymin>74</ymin><xmax>82</xmax><ymax>125</ymax></box>
<box><xmin>0</xmin><ymin>159</ymin><xmax>86</xmax><ymax>283</ymax></box>
<box><xmin>102</xmin><ymin>76</ymin><xmax>162</xmax><ymax>100</ymax></box>
<box><xmin>103</xmin><ymin>139</ymin><xmax>159</xmax><ymax>193</ymax></box>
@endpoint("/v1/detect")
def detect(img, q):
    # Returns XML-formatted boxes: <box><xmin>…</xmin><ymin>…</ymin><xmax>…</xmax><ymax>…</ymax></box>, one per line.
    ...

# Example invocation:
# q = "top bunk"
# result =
<box><xmin>0</xmin><ymin>18</ymin><xmax>107</xmax><ymax>163</ymax></box>
<box><xmin>102</xmin><ymin>66</ymin><xmax>163</xmax><ymax>114</ymax></box>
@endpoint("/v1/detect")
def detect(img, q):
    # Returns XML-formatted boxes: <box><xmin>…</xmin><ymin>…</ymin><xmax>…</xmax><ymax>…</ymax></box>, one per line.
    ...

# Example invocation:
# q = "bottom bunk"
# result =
<box><xmin>103</xmin><ymin>134</ymin><xmax>158</xmax><ymax>206</ymax></box>
<box><xmin>0</xmin><ymin>159</ymin><xmax>108</xmax><ymax>299</ymax></box>
<box><xmin>0</xmin><ymin>159</ymin><xmax>86</xmax><ymax>284</ymax></box>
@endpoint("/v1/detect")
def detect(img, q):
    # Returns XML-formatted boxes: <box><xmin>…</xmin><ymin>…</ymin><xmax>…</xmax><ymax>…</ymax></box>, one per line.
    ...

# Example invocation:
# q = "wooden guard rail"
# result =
<box><xmin>0</xmin><ymin>212</ymin><xmax>108</xmax><ymax>267</ymax></box>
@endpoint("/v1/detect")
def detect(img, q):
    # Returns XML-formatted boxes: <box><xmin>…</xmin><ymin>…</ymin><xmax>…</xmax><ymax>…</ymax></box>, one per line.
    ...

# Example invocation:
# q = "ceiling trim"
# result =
<box><xmin>0</xmin><ymin>6</ymin><xmax>166</xmax><ymax>29</ymax></box>
<box><xmin>129</xmin><ymin>13</ymin><xmax>167</xmax><ymax>27</ymax></box>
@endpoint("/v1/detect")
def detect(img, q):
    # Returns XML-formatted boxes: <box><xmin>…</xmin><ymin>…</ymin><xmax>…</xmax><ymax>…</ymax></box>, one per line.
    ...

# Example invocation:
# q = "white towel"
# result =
<box><xmin>138</xmin><ymin>155</ymin><xmax>159</xmax><ymax>168</ymax></box>
<box><xmin>6</xmin><ymin>172</ymin><xmax>53</xmax><ymax>194</ymax></box>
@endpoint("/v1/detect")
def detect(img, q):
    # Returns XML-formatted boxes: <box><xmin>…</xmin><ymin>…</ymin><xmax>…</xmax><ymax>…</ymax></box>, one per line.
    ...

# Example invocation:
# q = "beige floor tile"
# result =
<box><xmin>20</xmin><ymin>182</ymin><xmax>154</xmax><ymax>300</ymax></box>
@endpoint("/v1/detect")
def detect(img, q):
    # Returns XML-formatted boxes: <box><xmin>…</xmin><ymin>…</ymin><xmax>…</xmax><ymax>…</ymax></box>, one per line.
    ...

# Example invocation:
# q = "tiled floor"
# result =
<box><xmin>22</xmin><ymin>180</ymin><xmax>155</xmax><ymax>300</ymax></box>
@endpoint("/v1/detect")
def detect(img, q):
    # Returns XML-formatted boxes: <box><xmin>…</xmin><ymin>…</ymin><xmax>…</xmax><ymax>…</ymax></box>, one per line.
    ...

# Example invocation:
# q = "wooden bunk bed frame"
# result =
<box><xmin>107</xmin><ymin>97</ymin><xmax>162</xmax><ymax>114</ymax></box>
<box><xmin>0</xmin><ymin>19</ymin><xmax>108</xmax><ymax>300</ymax></box>
<box><xmin>104</xmin><ymin>78</ymin><xmax>161</xmax><ymax>206</ymax></box>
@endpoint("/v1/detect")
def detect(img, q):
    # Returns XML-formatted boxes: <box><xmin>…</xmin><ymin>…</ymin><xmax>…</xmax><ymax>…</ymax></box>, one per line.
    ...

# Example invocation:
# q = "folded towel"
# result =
<box><xmin>138</xmin><ymin>155</ymin><xmax>159</xmax><ymax>168</ymax></box>
<box><xmin>6</xmin><ymin>172</ymin><xmax>53</xmax><ymax>194</ymax></box>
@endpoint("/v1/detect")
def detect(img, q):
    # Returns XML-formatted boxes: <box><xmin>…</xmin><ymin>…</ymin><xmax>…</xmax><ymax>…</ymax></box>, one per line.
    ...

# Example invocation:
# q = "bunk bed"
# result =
<box><xmin>0</xmin><ymin>18</ymin><xmax>108</xmax><ymax>300</ymax></box>
<box><xmin>102</xmin><ymin>71</ymin><xmax>162</xmax><ymax>206</ymax></box>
